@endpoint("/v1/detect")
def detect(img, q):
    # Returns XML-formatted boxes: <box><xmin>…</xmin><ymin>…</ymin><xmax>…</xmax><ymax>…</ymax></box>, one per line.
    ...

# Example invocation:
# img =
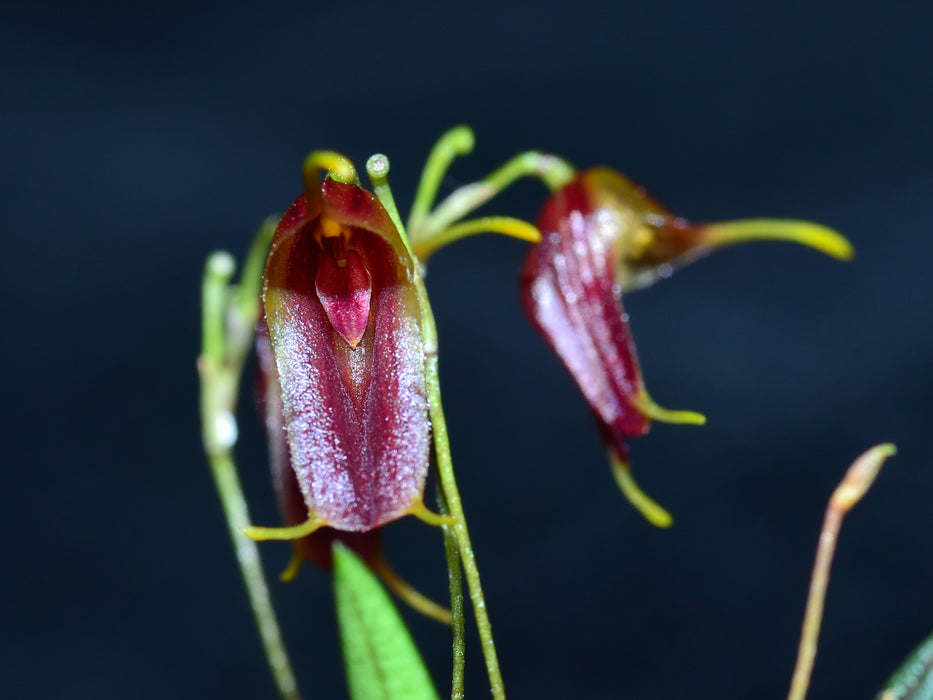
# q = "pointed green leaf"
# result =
<box><xmin>333</xmin><ymin>543</ymin><xmax>440</xmax><ymax>700</ymax></box>
<box><xmin>877</xmin><ymin>631</ymin><xmax>933</xmax><ymax>700</ymax></box>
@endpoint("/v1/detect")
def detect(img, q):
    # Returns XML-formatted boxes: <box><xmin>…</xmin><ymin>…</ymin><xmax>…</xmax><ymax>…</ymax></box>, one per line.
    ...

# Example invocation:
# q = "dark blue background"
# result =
<box><xmin>5</xmin><ymin>1</ymin><xmax>932</xmax><ymax>698</ymax></box>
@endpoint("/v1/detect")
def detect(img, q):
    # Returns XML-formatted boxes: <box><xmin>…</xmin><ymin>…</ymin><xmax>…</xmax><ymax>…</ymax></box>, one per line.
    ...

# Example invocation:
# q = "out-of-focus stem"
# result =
<box><xmin>199</xmin><ymin>225</ymin><xmax>299</xmax><ymax>700</ymax></box>
<box><xmin>787</xmin><ymin>443</ymin><xmax>896</xmax><ymax>700</ymax></box>
<box><xmin>205</xmin><ymin>449</ymin><xmax>300</xmax><ymax>700</ymax></box>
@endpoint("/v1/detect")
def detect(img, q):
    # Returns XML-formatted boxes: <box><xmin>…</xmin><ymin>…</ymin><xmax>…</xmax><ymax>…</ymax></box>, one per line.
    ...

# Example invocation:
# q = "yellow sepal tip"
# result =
<box><xmin>609</xmin><ymin>455</ymin><xmax>673</xmax><ymax>528</ymax></box>
<box><xmin>633</xmin><ymin>391</ymin><xmax>706</xmax><ymax>426</ymax></box>
<box><xmin>703</xmin><ymin>219</ymin><xmax>854</xmax><ymax>261</ymax></box>
<box><xmin>279</xmin><ymin>549</ymin><xmax>304</xmax><ymax>583</ymax></box>
<box><xmin>243</xmin><ymin>515</ymin><xmax>324</xmax><ymax>542</ymax></box>
<box><xmin>407</xmin><ymin>502</ymin><xmax>456</xmax><ymax>528</ymax></box>
<box><xmin>370</xmin><ymin>557</ymin><xmax>453</xmax><ymax>625</ymax></box>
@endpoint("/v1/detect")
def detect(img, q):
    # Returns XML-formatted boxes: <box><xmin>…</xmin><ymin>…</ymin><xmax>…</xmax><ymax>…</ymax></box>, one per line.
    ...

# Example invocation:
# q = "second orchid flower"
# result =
<box><xmin>520</xmin><ymin>167</ymin><xmax>852</xmax><ymax>526</ymax></box>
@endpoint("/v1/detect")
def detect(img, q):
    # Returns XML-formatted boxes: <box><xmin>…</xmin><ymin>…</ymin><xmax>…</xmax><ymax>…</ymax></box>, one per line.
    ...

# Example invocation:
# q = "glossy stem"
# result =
<box><xmin>206</xmin><ymin>450</ymin><xmax>300</xmax><ymax>700</ymax></box>
<box><xmin>367</xmin><ymin>155</ymin><xmax>409</xmax><ymax>254</ymax></box>
<box><xmin>368</xmin><ymin>155</ymin><xmax>504</xmax><ymax>698</ymax></box>
<box><xmin>425</xmin><ymin>350</ymin><xmax>504</xmax><ymax>700</ymax></box>
<box><xmin>787</xmin><ymin>443</ymin><xmax>896</xmax><ymax>700</ymax></box>
<box><xmin>437</xmin><ymin>488</ymin><xmax>466</xmax><ymax>700</ymax></box>
<box><xmin>199</xmin><ymin>222</ymin><xmax>300</xmax><ymax>700</ymax></box>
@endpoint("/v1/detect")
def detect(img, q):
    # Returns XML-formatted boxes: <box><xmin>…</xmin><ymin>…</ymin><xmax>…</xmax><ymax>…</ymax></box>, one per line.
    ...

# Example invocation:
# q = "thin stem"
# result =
<box><xmin>484</xmin><ymin>149</ymin><xmax>576</xmax><ymax>193</ymax></box>
<box><xmin>234</xmin><ymin>216</ymin><xmax>278</xmax><ymax>321</ymax></box>
<box><xmin>201</xmin><ymin>253</ymin><xmax>235</xmax><ymax>381</ymax></box>
<box><xmin>368</xmin><ymin>155</ymin><xmax>504</xmax><ymax>698</ymax></box>
<box><xmin>199</xmin><ymin>229</ymin><xmax>301</xmax><ymax>700</ymax></box>
<box><xmin>787</xmin><ymin>443</ymin><xmax>897</xmax><ymax>700</ymax></box>
<box><xmin>207</xmin><ymin>451</ymin><xmax>301</xmax><ymax>700</ymax></box>
<box><xmin>437</xmin><ymin>487</ymin><xmax>465</xmax><ymax>699</ymax></box>
<box><xmin>409</xmin><ymin>125</ymin><xmax>476</xmax><ymax>235</ymax></box>
<box><xmin>366</xmin><ymin>154</ymin><xmax>410</xmax><ymax>254</ymax></box>
<box><xmin>425</xmin><ymin>350</ymin><xmax>504</xmax><ymax>700</ymax></box>
<box><xmin>421</xmin><ymin>150</ymin><xmax>575</xmax><ymax>242</ymax></box>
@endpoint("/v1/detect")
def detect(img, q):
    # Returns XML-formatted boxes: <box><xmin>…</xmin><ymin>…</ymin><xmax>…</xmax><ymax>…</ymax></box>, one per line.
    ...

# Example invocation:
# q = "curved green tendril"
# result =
<box><xmin>409</xmin><ymin>125</ymin><xmax>476</xmax><ymax>233</ymax></box>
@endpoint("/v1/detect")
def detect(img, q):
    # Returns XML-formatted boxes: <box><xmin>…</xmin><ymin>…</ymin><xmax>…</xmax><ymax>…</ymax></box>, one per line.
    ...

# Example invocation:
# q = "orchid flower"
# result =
<box><xmin>521</xmin><ymin>167</ymin><xmax>852</xmax><ymax>526</ymax></box>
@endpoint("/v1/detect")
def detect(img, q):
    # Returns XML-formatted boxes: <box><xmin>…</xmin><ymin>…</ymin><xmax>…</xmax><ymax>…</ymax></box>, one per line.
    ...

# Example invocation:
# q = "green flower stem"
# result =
<box><xmin>408</xmin><ymin>125</ymin><xmax>476</xmax><ymax>238</ymax></box>
<box><xmin>367</xmin><ymin>155</ymin><xmax>408</xmax><ymax>251</ymax></box>
<box><xmin>367</xmin><ymin>155</ymin><xmax>504</xmax><ymax>700</ymax></box>
<box><xmin>424</xmin><ymin>355</ymin><xmax>504</xmax><ymax>700</ymax></box>
<box><xmin>410</xmin><ymin>149</ymin><xmax>575</xmax><ymax>256</ymax></box>
<box><xmin>235</xmin><ymin>216</ymin><xmax>279</xmax><ymax>320</ymax></box>
<box><xmin>205</xmin><ymin>450</ymin><xmax>299</xmax><ymax>700</ymax></box>
<box><xmin>436</xmin><ymin>490</ymin><xmax>465</xmax><ymax>700</ymax></box>
<box><xmin>198</xmin><ymin>222</ymin><xmax>300</xmax><ymax>700</ymax></box>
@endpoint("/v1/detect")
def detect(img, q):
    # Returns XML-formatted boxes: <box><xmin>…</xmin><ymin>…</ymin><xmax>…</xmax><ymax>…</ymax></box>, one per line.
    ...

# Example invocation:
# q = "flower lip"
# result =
<box><xmin>314</xmin><ymin>232</ymin><xmax>373</xmax><ymax>349</ymax></box>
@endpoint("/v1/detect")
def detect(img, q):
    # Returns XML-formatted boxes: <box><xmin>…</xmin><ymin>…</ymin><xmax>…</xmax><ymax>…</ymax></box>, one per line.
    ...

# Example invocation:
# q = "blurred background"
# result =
<box><xmin>4</xmin><ymin>1</ymin><xmax>932</xmax><ymax>698</ymax></box>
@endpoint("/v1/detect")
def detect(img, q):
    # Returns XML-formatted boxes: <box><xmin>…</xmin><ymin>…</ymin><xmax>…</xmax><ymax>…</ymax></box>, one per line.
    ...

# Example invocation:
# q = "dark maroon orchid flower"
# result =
<box><xmin>247</xmin><ymin>173</ymin><xmax>449</xmax><ymax>621</ymax></box>
<box><xmin>520</xmin><ymin>167</ymin><xmax>851</xmax><ymax>526</ymax></box>
<box><xmin>258</xmin><ymin>176</ymin><xmax>430</xmax><ymax>534</ymax></box>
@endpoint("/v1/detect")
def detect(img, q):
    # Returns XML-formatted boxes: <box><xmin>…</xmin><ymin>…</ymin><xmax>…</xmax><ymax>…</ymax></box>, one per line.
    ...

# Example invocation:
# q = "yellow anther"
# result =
<box><xmin>320</xmin><ymin>217</ymin><xmax>344</xmax><ymax>239</ymax></box>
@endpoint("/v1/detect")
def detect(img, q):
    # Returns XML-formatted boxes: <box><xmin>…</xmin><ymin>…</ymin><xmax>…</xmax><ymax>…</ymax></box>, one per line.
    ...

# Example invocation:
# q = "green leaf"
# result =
<box><xmin>877</xmin><ymin>631</ymin><xmax>933</xmax><ymax>700</ymax></box>
<box><xmin>333</xmin><ymin>543</ymin><xmax>440</xmax><ymax>700</ymax></box>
